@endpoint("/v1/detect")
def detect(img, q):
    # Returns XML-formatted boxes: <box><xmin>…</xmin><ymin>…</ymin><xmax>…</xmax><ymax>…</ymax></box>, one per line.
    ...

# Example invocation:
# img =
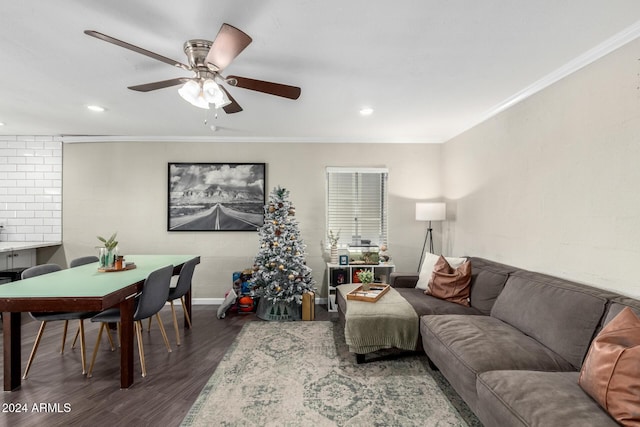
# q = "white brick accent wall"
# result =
<box><xmin>0</xmin><ymin>136</ymin><xmax>62</xmax><ymax>242</ymax></box>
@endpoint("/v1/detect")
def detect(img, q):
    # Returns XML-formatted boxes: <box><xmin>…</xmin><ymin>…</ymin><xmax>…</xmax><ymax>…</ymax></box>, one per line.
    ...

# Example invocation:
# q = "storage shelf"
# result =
<box><xmin>326</xmin><ymin>262</ymin><xmax>395</xmax><ymax>312</ymax></box>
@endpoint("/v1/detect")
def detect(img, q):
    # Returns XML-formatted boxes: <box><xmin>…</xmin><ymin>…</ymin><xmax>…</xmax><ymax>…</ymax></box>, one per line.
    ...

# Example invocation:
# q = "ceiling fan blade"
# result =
<box><xmin>219</xmin><ymin>86</ymin><xmax>243</xmax><ymax>114</ymax></box>
<box><xmin>84</xmin><ymin>30</ymin><xmax>191</xmax><ymax>71</ymax></box>
<box><xmin>128</xmin><ymin>77</ymin><xmax>191</xmax><ymax>92</ymax></box>
<box><xmin>204</xmin><ymin>23</ymin><xmax>252</xmax><ymax>72</ymax></box>
<box><xmin>226</xmin><ymin>75</ymin><xmax>301</xmax><ymax>100</ymax></box>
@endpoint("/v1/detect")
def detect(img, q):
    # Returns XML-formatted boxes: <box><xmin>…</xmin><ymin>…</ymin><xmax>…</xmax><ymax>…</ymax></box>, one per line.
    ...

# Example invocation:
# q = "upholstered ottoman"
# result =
<box><xmin>337</xmin><ymin>283</ymin><xmax>419</xmax><ymax>362</ymax></box>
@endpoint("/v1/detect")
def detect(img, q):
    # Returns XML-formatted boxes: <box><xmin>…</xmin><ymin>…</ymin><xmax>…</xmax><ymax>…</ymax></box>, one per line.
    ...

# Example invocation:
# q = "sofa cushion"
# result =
<box><xmin>420</xmin><ymin>314</ymin><xmax>575</xmax><ymax>412</ymax></box>
<box><xmin>426</xmin><ymin>256</ymin><xmax>472</xmax><ymax>306</ymax></box>
<box><xmin>415</xmin><ymin>253</ymin><xmax>466</xmax><ymax>290</ymax></box>
<box><xmin>490</xmin><ymin>270</ymin><xmax>612</xmax><ymax>369</ymax></box>
<box><xmin>388</xmin><ymin>272</ymin><xmax>419</xmax><ymax>288</ymax></box>
<box><xmin>476</xmin><ymin>371</ymin><xmax>619</xmax><ymax>427</ymax></box>
<box><xmin>603</xmin><ymin>297</ymin><xmax>640</xmax><ymax>326</ymax></box>
<box><xmin>467</xmin><ymin>257</ymin><xmax>516</xmax><ymax>315</ymax></box>
<box><xmin>579</xmin><ymin>307</ymin><xmax>640</xmax><ymax>426</ymax></box>
<box><xmin>395</xmin><ymin>288</ymin><xmax>482</xmax><ymax>317</ymax></box>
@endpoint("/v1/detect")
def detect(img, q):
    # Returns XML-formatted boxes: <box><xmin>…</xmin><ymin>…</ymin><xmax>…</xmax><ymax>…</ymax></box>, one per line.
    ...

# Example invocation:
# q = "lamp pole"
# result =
<box><xmin>417</xmin><ymin>220</ymin><xmax>433</xmax><ymax>272</ymax></box>
<box><xmin>415</xmin><ymin>202</ymin><xmax>446</xmax><ymax>272</ymax></box>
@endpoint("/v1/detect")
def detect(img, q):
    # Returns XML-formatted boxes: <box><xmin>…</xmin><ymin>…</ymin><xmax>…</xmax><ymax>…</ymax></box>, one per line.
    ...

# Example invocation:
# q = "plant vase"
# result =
<box><xmin>330</xmin><ymin>245</ymin><xmax>338</xmax><ymax>264</ymax></box>
<box><xmin>256</xmin><ymin>298</ymin><xmax>302</xmax><ymax>321</ymax></box>
<box><xmin>98</xmin><ymin>247</ymin><xmax>116</xmax><ymax>269</ymax></box>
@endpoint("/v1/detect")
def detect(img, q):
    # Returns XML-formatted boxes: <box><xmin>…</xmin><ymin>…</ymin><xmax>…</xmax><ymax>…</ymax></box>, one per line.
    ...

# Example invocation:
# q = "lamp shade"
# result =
<box><xmin>178</xmin><ymin>80</ymin><xmax>201</xmax><ymax>103</ymax></box>
<box><xmin>178</xmin><ymin>80</ymin><xmax>210</xmax><ymax>109</ymax></box>
<box><xmin>415</xmin><ymin>202</ymin><xmax>446</xmax><ymax>221</ymax></box>
<box><xmin>202</xmin><ymin>79</ymin><xmax>229</xmax><ymax>108</ymax></box>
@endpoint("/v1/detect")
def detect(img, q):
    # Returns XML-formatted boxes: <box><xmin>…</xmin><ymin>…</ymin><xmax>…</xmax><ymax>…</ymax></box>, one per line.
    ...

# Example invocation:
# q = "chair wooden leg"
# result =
<box><xmin>135</xmin><ymin>321</ymin><xmax>146</xmax><ymax>377</ymax></box>
<box><xmin>60</xmin><ymin>320</ymin><xmax>69</xmax><ymax>354</ymax></box>
<box><xmin>180</xmin><ymin>296</ymin><xmax>192</xmax><ymax>328</ymax></box>
<box><xmin>71</xmin><ymin>326</ymin><xmax>80</xmax><ymax>349</ymax></box>
<box><xmin>79</xmin><ymin>320</ymin><xmax>86</xmax><ymax>375</ymax></box>
<box><xmin>170</xmin><ymin>301</ymin><xmax>180</xmax><ymax>346</ymax></box>
<box><xmin>105</xmin><ymin>327</ymin><xmax>116</xmax><ymax>351</ymax></box>
<box><xmin>87</xmin><ymin>323</ymin><xmax>104</xmax><ymax>378</ymax></box>
<box><xmin>147</xmin><ymin>317</ymin><xmax>152</xmax><ymax>332</ymax></box>
<box><xmin>155</xmin><ymin>313</ymin><xmax>172</xmax><ymax>353</ymax></box>
<box><xmin>23</xmin><ymin>321</ymin><xmax>47</xmax><ymax>379</ymax></box>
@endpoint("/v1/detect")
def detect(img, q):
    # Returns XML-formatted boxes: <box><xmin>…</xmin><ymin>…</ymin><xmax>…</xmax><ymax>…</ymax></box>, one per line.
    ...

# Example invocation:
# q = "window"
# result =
<box><xmin>326</xmin><ymin>167</ymin><xmax>388</xmax><ymax>248</ymax></box>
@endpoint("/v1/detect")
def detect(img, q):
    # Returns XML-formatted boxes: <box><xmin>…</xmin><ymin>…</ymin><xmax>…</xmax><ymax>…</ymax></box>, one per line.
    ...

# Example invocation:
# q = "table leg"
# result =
<box><xmin>3</xmin><ymin>312</ymin><xmax>22</xmax><ymax>391</ymax></box>
<box><xmin>119</xmin><ymin>297</ymin><xmax>135</xmax><ymax>388</ymax></box>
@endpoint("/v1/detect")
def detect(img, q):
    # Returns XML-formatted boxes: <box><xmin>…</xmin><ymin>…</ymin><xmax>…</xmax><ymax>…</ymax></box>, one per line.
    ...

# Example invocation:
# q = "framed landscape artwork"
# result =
<box><xmin>168</xmin><ymin>162</ymin><xmax>266</xmax><ymax>231</ymax></box>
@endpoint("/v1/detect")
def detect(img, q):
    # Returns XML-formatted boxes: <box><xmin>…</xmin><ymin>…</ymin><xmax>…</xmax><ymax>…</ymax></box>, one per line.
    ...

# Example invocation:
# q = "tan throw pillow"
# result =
<box><xmin>578</xmin><ymin>307</ymin><xmax>640</xmax><ymax>426</ymax></box>
<box><xmin>425</xmin><ymin>255</ymin><xmax>472</xmax><ymax>307</ymax></box>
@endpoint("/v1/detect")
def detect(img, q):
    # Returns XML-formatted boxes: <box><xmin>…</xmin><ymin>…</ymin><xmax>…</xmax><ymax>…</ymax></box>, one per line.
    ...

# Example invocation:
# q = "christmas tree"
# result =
<box><xmin>251</xmin><ymin>186</ymin><xmax>315</xmax><ymax>305</ymax></box>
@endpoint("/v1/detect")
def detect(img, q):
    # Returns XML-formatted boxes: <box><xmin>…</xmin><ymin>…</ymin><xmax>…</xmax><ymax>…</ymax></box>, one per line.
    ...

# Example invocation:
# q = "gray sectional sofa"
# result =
<box><xmin>389</xmin><ymin>257</ymin><xmax>638</xmax><ymax>427</ymax></box>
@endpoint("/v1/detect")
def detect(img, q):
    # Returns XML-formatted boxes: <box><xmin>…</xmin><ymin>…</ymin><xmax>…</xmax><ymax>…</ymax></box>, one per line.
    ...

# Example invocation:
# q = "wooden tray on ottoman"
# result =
<box><xmin>346</xmin><ymin>284</ymin><xmax>390</xmax><ymax>302</ymax></box>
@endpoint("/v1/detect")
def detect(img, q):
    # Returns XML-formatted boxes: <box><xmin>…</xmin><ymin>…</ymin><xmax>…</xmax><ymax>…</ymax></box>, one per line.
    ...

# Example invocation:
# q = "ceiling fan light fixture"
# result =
<box><xmin>178</xmin><ymin>80</ymin><xmax>201</xmax><ymax>102</ymax></box>
<box><xmin>192</xmin><ymin>95</ymin><xmax>211</xmax><ymax>110</ymax></box>
<box><xmin>178</xmin><ymin>80</ymin><xmax>210</xmax><ymax>109</ymax></box>
<box><xmin>214</xmin><ymin>90</ymin><xmax>231</xmax><ymax>110</ymax></box>
<box><xmin>202</xmin><ymin>79</ymin><xmax>221</xmax><ymax>103</ymax></box>
<box><xmin>202</xmin><ymin>79</ymin><xmax>231</xmax><ymax>109</ymax></box>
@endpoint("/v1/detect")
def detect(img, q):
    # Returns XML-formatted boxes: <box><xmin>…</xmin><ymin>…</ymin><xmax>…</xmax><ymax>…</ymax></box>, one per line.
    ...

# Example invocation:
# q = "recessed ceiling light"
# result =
<box><xmin>0</xmin><ymin>122</ymin><xmax>5</xmax><ymax>126</ymax></box>
<box><xmin>87</xmin><ymin>105</ymin><xmax>106</xmax><ymax>112</ymax></box>
<box><xmin>359</xmin><ymin>107</ymin><xmax>374</xmax><ymax>116</ymax></box>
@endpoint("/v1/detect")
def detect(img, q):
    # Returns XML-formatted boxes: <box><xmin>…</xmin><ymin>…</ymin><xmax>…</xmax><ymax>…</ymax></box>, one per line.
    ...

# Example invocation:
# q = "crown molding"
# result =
<box><xmin>60</xmin><ymin>135</ymin><xmax>442</xmax><ymax>144</ymax></box>
<box><xmin>447</xmin><ymin>19</ymin><xmax>640</xmax><ymax>142</ymax></box>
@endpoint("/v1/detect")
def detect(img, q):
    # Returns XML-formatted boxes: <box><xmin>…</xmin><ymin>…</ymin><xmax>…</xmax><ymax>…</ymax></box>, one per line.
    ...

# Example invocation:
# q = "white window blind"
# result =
<box><xmin>326</xmin><ymin>167</ymin><xmax>388</xmax><ymax>248</ymax></box>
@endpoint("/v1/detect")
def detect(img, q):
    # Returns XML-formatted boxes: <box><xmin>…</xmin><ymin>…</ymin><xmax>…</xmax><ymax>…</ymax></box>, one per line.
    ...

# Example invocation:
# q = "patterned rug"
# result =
<box><xmin>181</xmin><ymin>321</ymin><xmax>482</xmax><ymax>426</ymax></box>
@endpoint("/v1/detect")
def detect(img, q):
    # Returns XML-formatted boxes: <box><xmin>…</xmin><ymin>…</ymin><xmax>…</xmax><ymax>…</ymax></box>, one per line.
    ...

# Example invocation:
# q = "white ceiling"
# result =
<box><xmin>1</xmin><ymin>1</ymin><xmax>640</xmax><ymax>143</ymax></box>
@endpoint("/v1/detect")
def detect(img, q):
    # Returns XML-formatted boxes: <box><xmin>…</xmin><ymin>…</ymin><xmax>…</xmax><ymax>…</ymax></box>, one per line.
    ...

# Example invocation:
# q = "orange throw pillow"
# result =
<box><xmin>578</xmin><ymin>307</ymin><xmax>640</xmax><ymax>426</ymax></box>
<box><xmin>425</xmin><ymin>256</ymin><xmax>472</xmax><ymax>306</ymax></box>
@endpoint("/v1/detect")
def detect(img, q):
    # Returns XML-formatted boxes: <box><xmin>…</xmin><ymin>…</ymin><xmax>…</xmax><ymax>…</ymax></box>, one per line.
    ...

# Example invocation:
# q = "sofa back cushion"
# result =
<box><xmin>467</xmin><ymin>257</ymin><xmax>516</xmax><ymax>315</ymax></box>
<box><xmin>603</xmin><ymin>297</ymin><xmax>640</xmax><ymax>326</ymax></box>
<box><xmin>491</xmin><ymin>270</ymin><xmax>611</xmax><ymax>369</ymax></box>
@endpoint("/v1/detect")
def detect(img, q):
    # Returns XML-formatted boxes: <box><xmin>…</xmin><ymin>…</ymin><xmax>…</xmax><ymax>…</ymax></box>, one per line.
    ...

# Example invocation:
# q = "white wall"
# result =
<box><xmin>442</xmin><ymin>37</ymin><xmax>640</xmax><ymax>297</ymax></box>
<box><xmin>59</xmin><ymin>141</ymin><xmax>441</xmax><ymax>301</ymax></box>
<box><xmin>0</xmin><ymin>136</ymin><xmax>62</xmax><ymax>242</ymax></box>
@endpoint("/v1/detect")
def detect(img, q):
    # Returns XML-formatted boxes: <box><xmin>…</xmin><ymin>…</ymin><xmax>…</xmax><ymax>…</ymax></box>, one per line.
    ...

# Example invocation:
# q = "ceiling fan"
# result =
<box><xmin>84</xmin><ymin>23</ymin><xmax>301</xmax><ymax>113</ymax></box>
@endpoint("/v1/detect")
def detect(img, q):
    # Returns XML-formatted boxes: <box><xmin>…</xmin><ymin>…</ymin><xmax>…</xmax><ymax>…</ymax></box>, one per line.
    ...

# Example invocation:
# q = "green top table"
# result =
<box><xmin>0</xmin><ymin>254</ymin><xmax>200</xmax><ymax>391</ymax></box>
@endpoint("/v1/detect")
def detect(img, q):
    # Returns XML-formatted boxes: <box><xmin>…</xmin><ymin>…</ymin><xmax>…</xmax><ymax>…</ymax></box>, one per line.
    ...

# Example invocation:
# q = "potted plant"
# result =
<box><xmin>357</xmin><ymin>269</ymin><xmax>374</xmax><ymax>291</ymax></box>
<box><xmin>97</xmin><ymin>232</ymin><xmax>118</xmax><ymax>268</ymax></box>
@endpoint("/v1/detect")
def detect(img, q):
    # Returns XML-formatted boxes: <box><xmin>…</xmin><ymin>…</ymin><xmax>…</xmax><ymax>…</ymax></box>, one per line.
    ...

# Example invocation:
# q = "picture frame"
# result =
<box><xmin>339</xmin><ymin>254</ymin><xmax>349</xmax><ymax>266</ymax></box>
<box><xmin>331</xmin><ymin>268</ymin><xmax>348</xmax><ymax>286</ymax></box>
<box><xmin>168</xmin><ymin>162</ymin><xmax>266</xmax><ymax>231</ymax></box>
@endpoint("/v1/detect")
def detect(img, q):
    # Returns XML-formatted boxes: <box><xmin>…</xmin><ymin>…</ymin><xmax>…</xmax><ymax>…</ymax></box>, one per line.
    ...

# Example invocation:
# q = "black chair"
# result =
<box><xmin>22</xmin><ymin>264</ymin><xmax>94</xmax><ymax>379</ymax></box>
<box><xmin>87</xmin><ymin>264</ymin><xmax>174</xmax><ymax>378</ymax></box>
<box><xmin>69</xmin><ymin>255</ymin><xmax>99</xmax><ymax>268</ymax></box>
<box><xmin>165</xmin><ymin>257</ymin><xmax>197</xmax><ymax>345</ymax></box>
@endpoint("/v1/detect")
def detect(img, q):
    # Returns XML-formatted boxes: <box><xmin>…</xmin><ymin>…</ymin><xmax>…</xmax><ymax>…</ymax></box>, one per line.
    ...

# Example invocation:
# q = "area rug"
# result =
<box><xmin>181</xmin><ymin>321</ymin><xmax>482</xmax><ymax>426</ymax></box>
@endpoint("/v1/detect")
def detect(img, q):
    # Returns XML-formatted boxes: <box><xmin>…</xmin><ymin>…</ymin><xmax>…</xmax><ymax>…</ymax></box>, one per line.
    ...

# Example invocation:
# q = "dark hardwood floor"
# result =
<box><xmin>0</xmin><ymin>305</ymin><xmax>335</xmax><ymax>427</ymax></box>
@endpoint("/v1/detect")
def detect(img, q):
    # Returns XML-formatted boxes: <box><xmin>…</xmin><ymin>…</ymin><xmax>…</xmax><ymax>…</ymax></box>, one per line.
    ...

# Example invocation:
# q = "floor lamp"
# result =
<box><xmin>416</xmin><ymin>202</ymin><xmax>446</xmax><ymax>272</ymax></box>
